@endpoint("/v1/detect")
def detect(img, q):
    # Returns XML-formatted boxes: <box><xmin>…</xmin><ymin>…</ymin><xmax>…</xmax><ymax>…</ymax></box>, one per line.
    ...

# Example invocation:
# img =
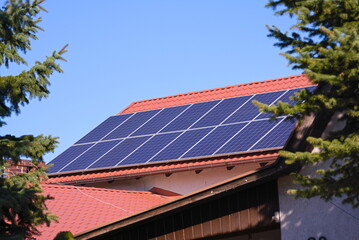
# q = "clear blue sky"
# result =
<box><xmin>3</xmin><ymin>0</ymin><xmax>300</xmax><ymax>163</ymax></box>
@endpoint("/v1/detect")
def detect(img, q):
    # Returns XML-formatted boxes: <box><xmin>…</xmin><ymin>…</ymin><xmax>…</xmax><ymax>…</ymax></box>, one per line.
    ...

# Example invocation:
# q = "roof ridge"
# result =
<box><xmin>134</xmin><ymin>74</ymin><xmax>304</xmax><ymax>104</ymax></box>
<box><xmin>42</xmin><ymin>184</ymin><xmax>154</xmax><ymax>195</ymax></box>
<box><xmin>119</xmin><ymin>74</ymin><xmax>312</xmax><ymax>114</ymax></box>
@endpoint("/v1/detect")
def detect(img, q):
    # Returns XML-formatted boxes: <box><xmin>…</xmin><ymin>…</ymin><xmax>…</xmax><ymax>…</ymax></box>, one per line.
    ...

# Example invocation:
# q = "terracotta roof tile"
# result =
<box><xmin>119</xmin><ymin>74</ymin><xmax>313</xmax><ymax>114</ymax></box>
<box><xmin>48</xmin><ymin>152</ymin><xmax>278</xmax><ymax>184</ymax></box>
<box><xmin>37</xmin><ymin>184</ymin><xmax>170</xmax><ymax>240</ymax></box>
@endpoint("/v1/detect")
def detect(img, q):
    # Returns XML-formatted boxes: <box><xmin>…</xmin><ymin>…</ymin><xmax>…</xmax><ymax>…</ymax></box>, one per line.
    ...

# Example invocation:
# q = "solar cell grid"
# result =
<box><xmin>118</xmin><ymin>132</ymin><xmax>181</xmax><ymax>166</ymax></box>
<box><xmin>49</xmin><ymin>86</ymin><xmax>315</xmax><ymax>173</ymax></box>
<box><xmin>223</xmin><ymin>90</ymin><xmax>284</xmax><ymax>124</ymax></box>
<box><xmin>215</xmin><ymin>119</ymin><xmax>281</xmax><ymax>155</ymax></box>
<box><xmin>191</xmin><ymin>95</ymin><xmax>251</xmax><ymax>128</ymax></box>
<box><xmin>130</xmin><ymin>105</ymin><xmax>188</xmax><ymax>136</ymax></box>
<box><xmin>75</xmin><ymin>114</ymin><xmax>133</xmax><ymax>144</ymax></box>
<box><xmin>160</xmin><ymin>100</ymin><xmax>220</xmax><ymax>133</ymax></box>
<box><xmin>88</xmin><ymin>136</ymin><xmax>151</xmax><ymax>169</ymax></box>
<box><xmin>150</xmin><ymin>128</ymin><xmax>213</xmax><ymax>162</ymax></box>
<box><xmin>49</xmin><ymin>144</ymin><xmax>94</xmax><ymax>173</ymax></box>
<box><xmin>182</xmin><ymin>123</ymin><xmax>247</xmax><ymax>159</ymax></box>
<box><xmin>103</xmin><ymin>109</ymin><xmax>161</xmax><ymax>140</ymax></box>
<box><xmin>250</xmin><ymin>119</ymin><xmax>296</xmax><ymax>150</ymax></box>
<box><xmin>60</xmin><ymin>140</ymin><xmax>121</xmax><ymax>172</ymax></box>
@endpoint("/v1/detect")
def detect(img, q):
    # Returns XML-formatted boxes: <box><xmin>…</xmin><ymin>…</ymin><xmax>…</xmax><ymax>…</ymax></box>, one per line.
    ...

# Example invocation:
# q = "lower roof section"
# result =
<box><xmin>36</xmin><ymin>184</ymin><xmax>171</xmax><ymax>240</ymax></box>
<box><xmin>47</xmin><ymin>151</ymin><xmax>279</xmax><ymax>185</ymax></box>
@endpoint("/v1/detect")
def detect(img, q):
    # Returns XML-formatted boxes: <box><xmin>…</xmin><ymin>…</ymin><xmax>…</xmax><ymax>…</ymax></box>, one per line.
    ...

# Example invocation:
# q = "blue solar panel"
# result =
<box><xmin>191</xmin><ymin>95</ymin><xmax>251</xmax><ymax>128</ymax></box>
<box><xmin>182</xmin><ymin>123</ymin><xmax>247</xmax><ymax>158</ymax></box>
<box><xmin>250</xmin><ymin>119</ymin><xmax>296</xmax><ymax>150</ymax></box>
<box><xmin>160</xmin><ymin>100</ymin><xmax>220</xmax><ymax>132</ymax></box>
<box><xmin>49</xmin><ymin>86</ymin><xmax>315</xmax><ymax>173</ymax></box>
<box><xmin>119</xmin><ymin>132</ymin><xmax>181</xmax><ymax>166</ymax></box>
<box><xmin>103</xmin><ymin>109</ymin><xmax>160</xmax><ymax>140</ymax></box>
<box><xmin>130</xmin><ymin>105</ymin><xmax>188</xmax><ymax>136</ymax></box>
<box><xmin>48</xmin><ymin>144</ymin><xmax>94</xmax><ymax>173</ymax></box>
<box><xmin>88</xmin><ymin>136</ymin><xmax>151</xmax><ymax>169</ymax></box>
<box><xmin>224</xmin><ymin>91</ymin><xmax>284</xmax><ymax>123</ymax></box>
<box><xmin>76</xmin><ymin>114</ymin><xmax>133</xmax><ymax>144</ymax></box>
<box><xmin>60</xmin><ymin>140</ymin><xmax>121</xmax><ymax>172</ymax></box>
<box><xmin>150</xmin><ymin>128</ymin><xmax>213</xmax><ymax>162</ymax></box>
<box><xmin>215</xmin><ymin>120</ymin><xmax>281</xmax><ymax>154</ymax></box>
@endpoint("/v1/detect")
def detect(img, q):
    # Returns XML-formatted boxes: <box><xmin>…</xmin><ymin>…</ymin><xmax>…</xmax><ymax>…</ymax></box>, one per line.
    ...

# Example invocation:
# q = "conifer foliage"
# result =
<box><xmin>0</xmin><ymin>0</ymin><xmax>67</xmax><ymax>239</ymax></box>
<box><xmin>255</xmin><ymin>0</ymin><xmax>359</xmax><ymax>207</ymax></box>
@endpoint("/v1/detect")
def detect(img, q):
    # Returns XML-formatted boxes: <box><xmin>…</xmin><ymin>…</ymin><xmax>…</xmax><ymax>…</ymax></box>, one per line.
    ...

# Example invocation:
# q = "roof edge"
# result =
<box><xmin>47</xmin><ymin>150</ymin><xmax>280</xmax><ymax>178</ymax></box>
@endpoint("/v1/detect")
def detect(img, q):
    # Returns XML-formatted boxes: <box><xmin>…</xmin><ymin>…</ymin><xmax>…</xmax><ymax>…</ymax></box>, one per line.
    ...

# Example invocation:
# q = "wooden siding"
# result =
<box><xmin>93</xmin><ymin>181</ymin><xmax>279</xmax><ymax>240</ymax></box>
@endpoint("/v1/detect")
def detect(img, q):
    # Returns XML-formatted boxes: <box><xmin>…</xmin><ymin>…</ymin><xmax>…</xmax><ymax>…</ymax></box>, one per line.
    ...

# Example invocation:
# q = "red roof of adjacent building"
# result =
<box><xmin>48</xmin><ymin>152</ymin><xmax>279</xmax><ymax>184</ymax></box>
<box><xmin>119</xmin><ymin>74</ymin><xmax>312</xmax><ymax>114</ymax></box>
<box><xmin>37</xmin><ymin>184</ymin><xmax>171</xmax><ymax>240</ymax></box>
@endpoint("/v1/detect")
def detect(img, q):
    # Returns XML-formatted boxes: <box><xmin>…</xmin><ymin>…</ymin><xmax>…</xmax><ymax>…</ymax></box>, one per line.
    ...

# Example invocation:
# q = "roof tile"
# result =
<box><xmin>37</xmin><ymin>184</ymin><xmax>170</xmax><ymax>240</ymax></box>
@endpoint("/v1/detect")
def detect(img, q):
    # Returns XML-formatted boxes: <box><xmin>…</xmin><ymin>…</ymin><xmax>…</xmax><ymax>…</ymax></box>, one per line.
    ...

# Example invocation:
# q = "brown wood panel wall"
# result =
<box><xmin>97</xmin><ymin>180</ymin><xmax>279</xmax><ymax>240</ymax></box>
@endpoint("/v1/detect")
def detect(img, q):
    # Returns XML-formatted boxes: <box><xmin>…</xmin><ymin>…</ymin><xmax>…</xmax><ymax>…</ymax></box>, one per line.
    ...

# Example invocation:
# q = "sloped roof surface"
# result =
<box><xmin>37</xmin><ymin>184</ymin><xmax>171</xmax><ymax>240</ymax></box>
<box><xmin>48</xmin><ymin>152</ymin><xmax>278</xmax><ymax>184</ymax></box>
<box><xmin>120</xmin><ymin>74</ymin><xmax>312</xmax><ymax>114</ymax></box>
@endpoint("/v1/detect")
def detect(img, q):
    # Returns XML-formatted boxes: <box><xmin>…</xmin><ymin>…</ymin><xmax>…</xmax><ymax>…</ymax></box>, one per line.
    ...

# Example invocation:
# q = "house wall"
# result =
<box><xmin>86</xmin><ymin>163</ymin><xmax>262</xmax><ymax>195</ymax></box>
<box><xmin>278</xmin><ymin>113</ymin><xmax>359</xmax><ymax>240</ymax></box>
<box><xmin>278</xmin><ymin>174</ymin><xmax>359</xmax><ymax>240</ymax></box>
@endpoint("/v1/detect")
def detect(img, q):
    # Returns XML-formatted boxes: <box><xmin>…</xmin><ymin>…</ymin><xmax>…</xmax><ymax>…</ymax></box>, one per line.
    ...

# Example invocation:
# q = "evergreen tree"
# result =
<box><xmin>0</xmin><ymin>0</ymin><xmax>67</xmax><ymax>238</ymax></box>
<box><xmin>254</xmin><ymin>0</ymin><xmax>359</xmax><ymax>207</ymax></box>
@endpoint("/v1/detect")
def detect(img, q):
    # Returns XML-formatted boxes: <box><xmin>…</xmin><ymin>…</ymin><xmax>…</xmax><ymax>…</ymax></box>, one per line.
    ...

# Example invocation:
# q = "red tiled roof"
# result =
<box><xmin>119</xmin><ymin>74</ymin><xmax>313</xmax><ymax>114</ymax></box>
<box><xmin>37</xmin><ymin>184</ymin><xmax>171</xmax><ymax>240</ymax></box>
<box><xmin>48</xmin><ymin>152</ymin><xmax>278</xmax><ymax>184</ymax></box>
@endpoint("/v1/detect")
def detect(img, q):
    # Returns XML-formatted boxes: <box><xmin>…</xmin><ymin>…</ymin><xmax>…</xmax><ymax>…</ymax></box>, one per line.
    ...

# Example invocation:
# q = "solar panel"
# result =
<box><xmin>118</xmin><ymin>132</ymin><xmax>181</xmax><ymax>166</ymax></box>
<box><xmin>160</xmin><ymin>100</ymin><xmax>220</xmax><ymax>132</ymax></box>
<box><xmin>60</xmin><ymin>140</ymin><xmax>121</xmax><ymax>172</ymax></box>
<box><xmin>223</xmin><ymin>90</ymin><xmax>284</xmax><ymax>124</ymax></box>
<box><xmin>103</xmin><ymin>109</ymin><xmax>161</xmax><ymax>140</ymax></box>
<box><xmin>88</xmin><ymin>136</ymin><xmax>151</xmax><ymax>169</ymax></box>
<box><xmin>48</xmin><ymin>144</ymin><xmax>95</xmax><ymax>173</ymax></box>
<box><xmin>182</xmin><ymin>123</ymin><xmax>247</xmax><ymax>158</ymax></box>
<box><xmin>48</xmin><ymin>86</ymin><xmax>313</xmax><ymax>173</ymax></box>
<box><xmin>191</xmin><ymin>95</ymin><xmax>251</xmax><ymax>128</ymax></box>
<box><xmin>75</xmin><ymin>114</ymin><xmax>133</xmax><ymax>144</ymax></box>
<box><xmin>214</xmin><ymin>119</ymin><xmax>284</xmax><ymax>155</ymax></box>
<box><xmin>150</xmin><ymin>128</ymin><xmax>213</xmax><ymax>162</ymax></box>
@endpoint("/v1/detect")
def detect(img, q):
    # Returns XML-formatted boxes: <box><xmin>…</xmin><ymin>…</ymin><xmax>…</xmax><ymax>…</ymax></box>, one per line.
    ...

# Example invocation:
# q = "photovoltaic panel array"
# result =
<box><xmin>48</xmin><ymin>86</ymin><xmax>315</xmax><ymax>173</ymax></box>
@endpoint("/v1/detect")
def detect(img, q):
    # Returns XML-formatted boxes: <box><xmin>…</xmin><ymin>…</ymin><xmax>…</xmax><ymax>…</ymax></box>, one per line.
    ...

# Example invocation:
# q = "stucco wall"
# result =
<box><xmin>87</xmin><ymin>163</ymin><xmax>260</xmax><ymax>195</ymax></box>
